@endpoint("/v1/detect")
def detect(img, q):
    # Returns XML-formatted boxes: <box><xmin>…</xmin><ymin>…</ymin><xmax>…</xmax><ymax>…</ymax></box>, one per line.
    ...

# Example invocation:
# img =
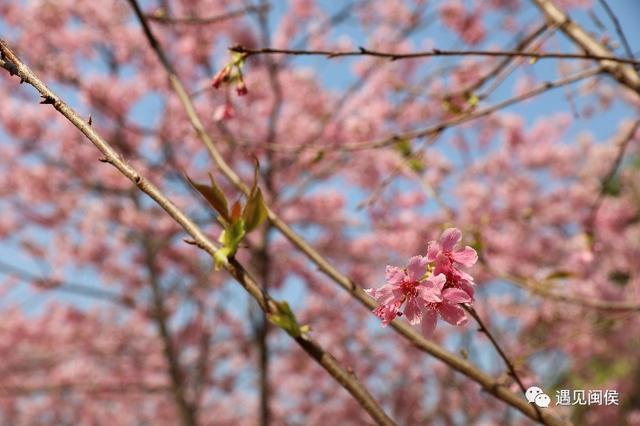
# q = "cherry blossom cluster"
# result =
<box><xmin>366</xmin><ymin>228</ymin><xmax>478</xmax><ymax>336</ymax></box>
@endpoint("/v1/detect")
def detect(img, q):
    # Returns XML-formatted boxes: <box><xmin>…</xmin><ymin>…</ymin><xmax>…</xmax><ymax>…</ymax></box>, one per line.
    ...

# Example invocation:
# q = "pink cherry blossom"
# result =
<box><xmin>420</xmin><ymin>274</ymin><xmax>472</xmax><ymax>337</ymax></box>
<box><xmin>426</xmin><ymin>228</ymin><xmax>478</xmax><ymax>298</ymax></box>
<box><xmin>367</xmin><ymin>256</ymin><xmax>436</xmax><ymax>325</ymax></box>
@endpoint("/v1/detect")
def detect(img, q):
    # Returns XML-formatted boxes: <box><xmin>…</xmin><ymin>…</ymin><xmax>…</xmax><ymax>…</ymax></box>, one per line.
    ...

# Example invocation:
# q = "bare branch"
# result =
<box><xmin>146</xmin><ymin>3</ymin><xmax>270</xmax><ymax>26</ymax></box>
<box><xmin>531</xmin><ymin>0</ymin><xmax>640</xmax><ymax>95</ymax></box>
<box><xmin>464</xmin><ymin>305</ymin><xmax>545</xmax><ymax>423</ymax></box>
<box><xmin>597</xmin><ymin>0</ymin><xmax>636</xmax><ymax>68</ymax></box>
<box><xmin>230</xmin><ymin>45</ymin><xmax>640</xmax><ymax>66</ymax></box>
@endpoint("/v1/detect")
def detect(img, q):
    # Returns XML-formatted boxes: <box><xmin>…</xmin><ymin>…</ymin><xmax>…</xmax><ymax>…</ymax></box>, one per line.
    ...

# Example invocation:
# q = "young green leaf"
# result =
<box><xmin>218</xmin><ymin>219</ymin><xmax>246</xmax><ymax>255</ymax></box>
<box><xmin>243</xmin><ymin>187</ymin><xmax>268</xmax><ymax>233</ymax></box>
<box><xmin>213</xmin><ymin>219</ymin><xmax>246</xmax><ymax>270</ymax></box>
<box><xmin>267</xmin><ymin>301</ymin><xmax>302</xmax><ymax>337</ymax></box>
<box><xmin>230</xmin><ymin>200</ymin><xmax>243</xmax><ymax>223</ymax></box>
<box><xmin>187</xmin><ymin>173</ymin><xmax>230</xmax><ymax>222</ymax></box>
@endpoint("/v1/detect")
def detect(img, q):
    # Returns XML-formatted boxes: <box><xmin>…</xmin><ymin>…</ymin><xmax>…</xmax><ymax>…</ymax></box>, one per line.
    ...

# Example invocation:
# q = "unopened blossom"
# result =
<box><xmin>212</xmin><ymin>64</ymin><xmax>232</xmax><ymax>89</ymax></box>
<box><xmin>236</xmin><ymin>78</ymin><xmax>248</xmax><ymax>96</ymax></box>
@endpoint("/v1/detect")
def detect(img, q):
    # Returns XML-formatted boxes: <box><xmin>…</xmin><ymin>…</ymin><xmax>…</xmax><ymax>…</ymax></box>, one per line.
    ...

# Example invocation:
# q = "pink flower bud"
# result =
<box><xmin>236</xmin><ymin>80</ymin><xmax>248</xmax><ymax>96</ymax></box>
<box><xmin>212</xmin><ymin>65</ymin><xmax>231</xmax><ymax>89</ymax></box>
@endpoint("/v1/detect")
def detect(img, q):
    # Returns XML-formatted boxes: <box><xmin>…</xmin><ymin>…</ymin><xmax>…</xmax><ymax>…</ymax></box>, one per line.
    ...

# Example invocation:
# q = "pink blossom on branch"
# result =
<box><xmin>367</xmin><ymin>228</ymin><xmax>478</xmax><ymax>336</ymax></box>
<box><xmin>426</xmin><ymin>227</ymin><xmax>478</xmax><ymax>298</ymax></box>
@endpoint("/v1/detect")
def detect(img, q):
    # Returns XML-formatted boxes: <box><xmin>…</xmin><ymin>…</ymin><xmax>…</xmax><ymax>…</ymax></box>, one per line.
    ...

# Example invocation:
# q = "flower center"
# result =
<box><xmin>400</xmin><ymin>280</ymin><xmax>419</xmax><ymax>298</ymax></box>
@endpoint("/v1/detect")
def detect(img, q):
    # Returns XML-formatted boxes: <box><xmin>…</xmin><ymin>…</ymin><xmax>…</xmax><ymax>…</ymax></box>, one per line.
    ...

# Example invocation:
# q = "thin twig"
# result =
<box><xmin>462</xmin><ymin>23</ymin><xmax>549</xmax><ymax>100</ymax></box>
<box><xmin>231</xmin><ymin>45</ymin><xmax>640</xmax><ymax>66</ymax></box>
<box><xmin>597</xmin><ymin>0</ymin><xmax>637</xmax><ymax>69</ymax></box>
<box><xmin>334</xmin><ymin>67</ymin><xmax>601</xmax><ymax>152</ymax></box>
<box><xmin>146</xmin><ymin>3</ymin><xmax>270</xmax><ymax>26</ymax></box>
<box><xmin>463</xmin><ymin>305</ymin><xmax>546</xmax><ymax>424</ymax></box>
<box><xmin>531</xmin><ymin>0</ymin><xmax>640</xmax><ymax>95</ymax></box>
<box><xmin>204</xmin><ymin>66</ymin><xmax>601</xmax><ymax>155</ymax></box>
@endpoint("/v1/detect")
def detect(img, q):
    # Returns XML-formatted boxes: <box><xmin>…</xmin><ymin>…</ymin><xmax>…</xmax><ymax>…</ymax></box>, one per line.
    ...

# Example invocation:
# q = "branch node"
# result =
<box><xmin>229</xmin><ymin>44</ymin><xmax>245</xmax><ymax>53</ymax></box>
<box><xmin>39</xmin><ymin>95</ymin><xmax>55</xmax><ymax>105</ymax></box>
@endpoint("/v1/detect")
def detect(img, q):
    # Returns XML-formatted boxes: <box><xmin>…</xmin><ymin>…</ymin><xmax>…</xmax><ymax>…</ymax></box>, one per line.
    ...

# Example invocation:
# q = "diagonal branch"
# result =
<box><xmin>464</xmin><ymin>305</ymin><xmax>545</xmax><ymax>422</ymax></box>
<box><xmin>0</xmin><ymin>39</ymin><xmax>395</xmax><ymax>426</ymax></box>
<box><xmin>597</xmin><ymin>0</ymin><xmax>636</xmax><ymax>67</ymax></box>
<box><xmin>531</xmin><ymin>0</ymin><xmax>640</xmax><ymax>95</ymax></box>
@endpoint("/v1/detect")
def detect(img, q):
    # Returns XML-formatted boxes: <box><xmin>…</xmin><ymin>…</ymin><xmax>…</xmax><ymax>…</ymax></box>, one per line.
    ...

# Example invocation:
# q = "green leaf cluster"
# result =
<box><xmin>188</xmin><ymin>164</ymin><xmax>268</xmax><ymax>269</ymax></box>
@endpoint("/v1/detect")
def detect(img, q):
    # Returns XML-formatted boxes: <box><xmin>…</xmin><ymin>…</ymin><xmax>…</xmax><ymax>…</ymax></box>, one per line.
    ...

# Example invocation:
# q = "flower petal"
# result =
<box><xmin>426</xmin><ymin>241</ymin><xmax>440</xmax><ymax>262</ymax></box>
<box><xmin>456</xmin><ymin>269</ymin><xmax>475</xmax><ymax>285</ymax></box>
<box><xmin>440</xmin><ymin>228</ymin><xmax>461</xmax><ymax>252</ymax></box>
<box><xmin>457</xmin><ymin>280</ymin><xmax>475</xmax><ymax>299</ymax></box>
<box><xmin>443</xmin><ymin>287</ymin><xmax>472</xmax><ymax>303</ymax></box>
<box><xmin>427</xmin><ymin>273</ymin><xmax>447</xmax><ymax>292</ymax></box>
<box><xmin>421</xmin><ymin>309</ymin><xmax>438</xmax><ymax>337</ymax></box>
<box><xmin>406</xmin><ymin>256</ymin><xmax>427</xmax><ymax>281</ymax></box>
<box><xmin>385</xmin><ymin>265</ymin><xmax>404</xmax><ymax>286</ymax></box>
<box><xmin>452</xmin><ymin>246</ymin><xmax>478</xmax><ymax>267</ymax></box>
<box><xmin>419</xmin><ymin>284</ymin><xmax>442</xmax><ymax>303</ymax></box>
<box><xmin>373</xmin><ymin>302</ymin><xmax>399</xmax><ymax>326</ymax></box>
<box><xmin>374</xmin><ymin>283</ymin><xmax>396</xmax><ymax>305</ymax></box>
<box><xmin>403</xmin><ymin>298</ymin><xmax>423</xmax><ymax>325</ymax></box>
<box><xmin>434</xmin><ymin>253</ymin><xmax>452</xmax><ymax>276</ymax></box>
<box><xmin>438</xmin><ymin>303</ymin><xmax>468</xmax><ymax>326</ymax></box>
